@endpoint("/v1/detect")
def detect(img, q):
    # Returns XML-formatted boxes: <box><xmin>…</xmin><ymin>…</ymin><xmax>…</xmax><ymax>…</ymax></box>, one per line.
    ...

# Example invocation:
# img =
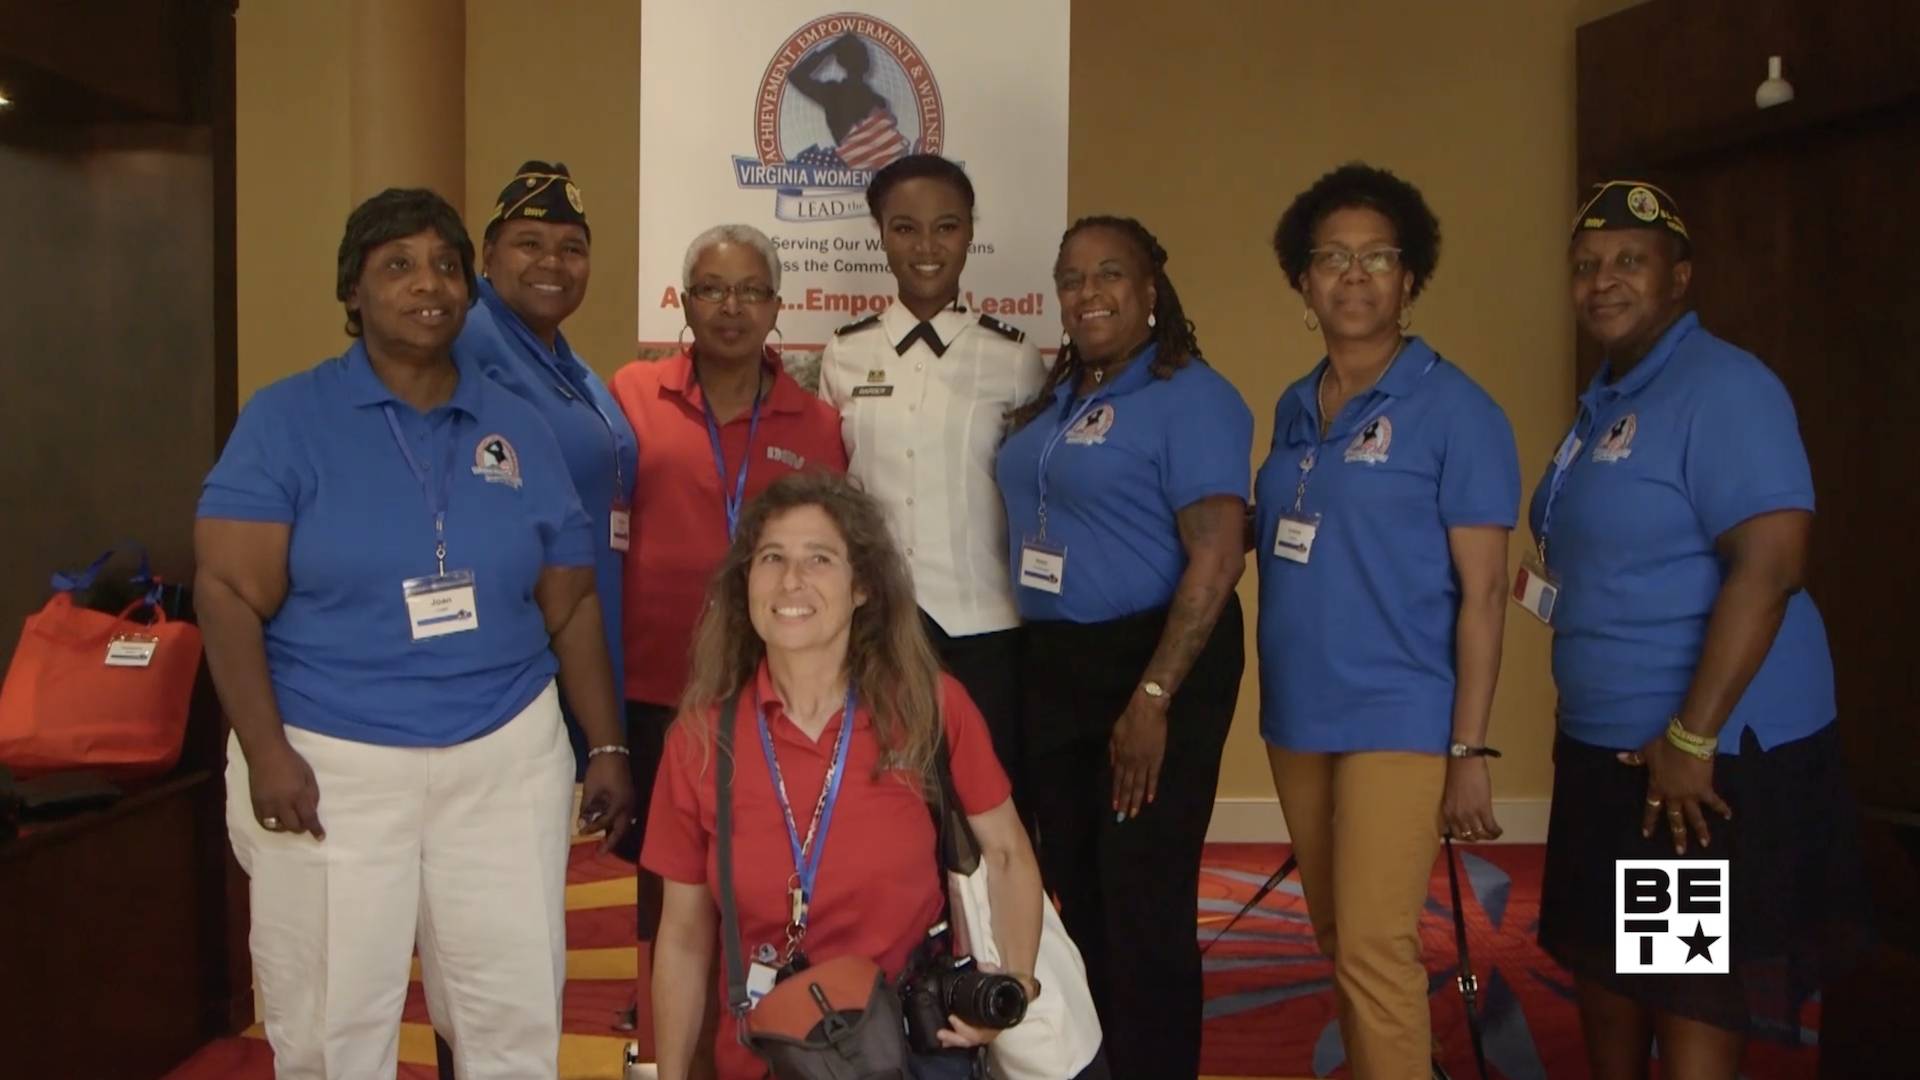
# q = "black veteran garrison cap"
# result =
<box><xmin>1571</xmin><ymin>180</ymin><xmax>1690</xmax><ymax>256</ymax></box>
<box><xmin>486</xmin><ymin>161</ymin><xmax>588</xmax><ymax>240</ymax></box>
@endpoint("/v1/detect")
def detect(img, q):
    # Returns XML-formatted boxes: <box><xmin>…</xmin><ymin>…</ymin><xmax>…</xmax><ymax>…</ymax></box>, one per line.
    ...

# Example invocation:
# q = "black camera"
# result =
<box><xmin>901</xmin><ymin>952</ymin><xmax>1029</xmax><ymax>1053</ymax></box>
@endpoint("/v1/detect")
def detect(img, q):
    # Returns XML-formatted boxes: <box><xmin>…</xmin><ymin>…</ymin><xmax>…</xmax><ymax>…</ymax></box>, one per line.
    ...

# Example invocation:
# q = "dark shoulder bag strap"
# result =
<box><xmin>713</xmin><ymin>691</ymin><xmax>753</xmax><ymax>1022</ymax></box>
<box><xmin>1442</xmin><ymin>835</ymin><xmax>1490</xmax><ymax>1080</ymax></box>
<box><xmin>929</xmin><ymin>734</ymin><xmax>980</xmax><ymax>876</ymax></box>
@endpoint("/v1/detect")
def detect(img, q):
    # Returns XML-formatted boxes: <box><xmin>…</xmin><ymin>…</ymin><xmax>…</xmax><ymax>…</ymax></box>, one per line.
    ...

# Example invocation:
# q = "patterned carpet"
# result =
<box><xmin>165</xmin><ymin>840</ymin><xmax>1822</xmax><ymax>1079</ymax></box>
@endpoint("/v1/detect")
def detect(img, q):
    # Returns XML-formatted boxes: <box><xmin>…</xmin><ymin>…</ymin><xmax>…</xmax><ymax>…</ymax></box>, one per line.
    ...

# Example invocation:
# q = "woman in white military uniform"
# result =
<box><xmin>818</xmin><ymin>154</ymin><xmax>1046</xmax><ymax>819</ymax></box>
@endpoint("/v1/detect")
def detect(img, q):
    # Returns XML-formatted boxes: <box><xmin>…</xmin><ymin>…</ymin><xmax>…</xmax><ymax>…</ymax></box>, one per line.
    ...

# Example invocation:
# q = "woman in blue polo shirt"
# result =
<box><xmin>444</xmin><ymin>159</ymin><xmax>640</xmax><ymax>1073</ymax></box>
<box><xmin>1255</xmin><ymin>163</ymin><xmax>1520</xmax><ymax>1077</ymax></box>
<box><xmin>195</xmin><ymin>188</ymin><xmax>634</xmax><ymax>1080</ymax></box>
<box><xmin>996</xmin><ymin>215</ymin><xmax>1250</xmax><ymax>1080</ymax></box>
<box><xmin>1533</xmin><ymin>181</ymin><xmax>1865</xmax><ymax>1078</ymax></box>
<box><xmin>458</xmin><ymin>160</ymin><xmax>637</xmax><ymax>772</ymax></box>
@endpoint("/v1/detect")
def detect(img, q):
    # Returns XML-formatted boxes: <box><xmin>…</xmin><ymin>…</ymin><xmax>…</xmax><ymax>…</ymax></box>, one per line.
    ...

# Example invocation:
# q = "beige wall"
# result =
<box><xmin>238</xmin><ymin>0</ymin><xmax>1647</xmax><ymax>807</ymax></box>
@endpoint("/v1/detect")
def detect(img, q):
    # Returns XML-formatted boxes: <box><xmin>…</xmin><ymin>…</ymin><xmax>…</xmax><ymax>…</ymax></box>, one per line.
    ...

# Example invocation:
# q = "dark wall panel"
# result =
<box><xmin>0</xmin><ymin>126</ymin><xmax>216</xmax><ymax>664</ymax></box>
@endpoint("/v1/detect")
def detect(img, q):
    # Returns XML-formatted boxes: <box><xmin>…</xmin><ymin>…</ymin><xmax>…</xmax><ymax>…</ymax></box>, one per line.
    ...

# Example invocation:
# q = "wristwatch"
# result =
<box><xmin>1140</xmin><ymin>680</ymin><xmax>1168</xmax><ymax>700</ymax></box>
<box><xmin>1448</xmin><ymin>743</ymin><xmax>1502</xmax><ymax>759</ymax></box>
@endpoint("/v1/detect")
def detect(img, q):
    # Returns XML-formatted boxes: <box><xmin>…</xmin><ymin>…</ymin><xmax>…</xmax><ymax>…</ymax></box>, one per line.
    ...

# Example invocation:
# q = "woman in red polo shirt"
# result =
<box><xmin>607</xmin><ymin>224</ymin><xmax>846</xmax><ymax>1044</ymax></box>
<box><xmin>642</xmin><ymin>471</ymin><xmax>1045</xmax><ymax>1080</ymax></box>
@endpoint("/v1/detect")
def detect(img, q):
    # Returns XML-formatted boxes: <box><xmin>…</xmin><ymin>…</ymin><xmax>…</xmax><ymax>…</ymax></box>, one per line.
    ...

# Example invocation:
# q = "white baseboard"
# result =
<box><xmin>1206</xmin><ymin>796</ymin><xmax>1550</xmax><ymax>844</ymax></box>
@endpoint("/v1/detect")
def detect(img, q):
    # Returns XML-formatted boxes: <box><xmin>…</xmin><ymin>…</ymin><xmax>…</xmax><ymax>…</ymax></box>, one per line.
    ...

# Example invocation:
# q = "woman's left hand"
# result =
<box><xmin>1109</xmin><ymin>690</ymin><xmax>1169</xmax><ymax>819</ymax></box>
<box><xmin>1441</xmin><ymin>756</ymin><xmax>1503</xmax><ymax>843</ymax></box>
<box><xmin>579</xmin><ymin>753</ymin><xmax>636</xmax><ymax>855</ymax></box>
<box><xmin>1620</xmin><ymin>736</ymin><xmax>1732</xmax><ymax>854</ymax></box>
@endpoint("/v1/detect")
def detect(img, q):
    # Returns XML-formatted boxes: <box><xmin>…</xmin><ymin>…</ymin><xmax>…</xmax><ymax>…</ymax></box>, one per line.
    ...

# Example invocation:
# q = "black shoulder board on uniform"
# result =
<box><xmin>977</xmin><ymin>314</ymin><xmax>1025</xmax><ymax>344</ymax></box>
<box><xmin>834</xmin><ymin>312</ymin><xmax>884</xmax><ymax>337</ymax></box>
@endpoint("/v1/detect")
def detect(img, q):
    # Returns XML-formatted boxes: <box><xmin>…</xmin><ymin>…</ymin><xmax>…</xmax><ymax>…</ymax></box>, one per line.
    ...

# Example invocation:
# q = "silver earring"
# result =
<box><xmin>1303</xmin><ymin>309</ymin><xmax>1320</xmax><ymax>333</ymax></box>
<box><xmin>678</xmin><ymin>325</ymin><xmax>693</xmax><ymax>352</ymax></box>
<box><xmin>1059</xmin><ymin>330</ymin><xmax>1072</xmax><ymax>349</ymax></box>
<box><xmin>767</xmin><ymin>326</ymin><xmax>785</xmax><ymax>363</ymax></box>
<box><xmin>1147</xmin><ymin>313</ymin><xmax>1157</xmax><ymax>329</ymax></box>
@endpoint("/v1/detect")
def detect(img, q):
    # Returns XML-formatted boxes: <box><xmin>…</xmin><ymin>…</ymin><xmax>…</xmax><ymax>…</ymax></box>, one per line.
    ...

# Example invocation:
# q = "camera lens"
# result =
<box><xmin>947</xmin><ymin>969</ymin><xmax>1028</xmax><ymax>1029</ymax></box>
<box><xmin>979</xmin><ymin>980</ymin><xmax>1028</xmax><ymax>1027</ymax></box>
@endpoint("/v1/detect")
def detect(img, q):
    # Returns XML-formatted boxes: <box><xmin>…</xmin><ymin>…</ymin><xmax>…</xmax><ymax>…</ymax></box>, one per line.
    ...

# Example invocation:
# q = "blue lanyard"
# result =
<box><xmin>382</xmin><ymin>405</ymin><xmax>459</xmax><ymax>575</ymax></box>
<box><xmin>755</xmin><ymin>686</ymin><xmax>856</xmax><ymax>918</ymax></box>
<box><xmin>699</xmin><ymin>367</ymin><xmax>765</xmax><ymax>538</ymax></box>
<box><xmin>1033</xmin><ymin>390</ymin><xmax>1108</xmax><ymax>540</ymax></box>
<box><xmin>541</xmin><ymin>350</ymin><xmax>629</xmax><ymax>503</ymax></box>
<box><xmin>1536</xmin><ymin>404</ymin><xmax>1594</xmax><ymax>563</ymax></box>
<box><xmin>1294</xmin><ymin>352</ymin><xmax>1437</xmax><ymax>510</ymax></box>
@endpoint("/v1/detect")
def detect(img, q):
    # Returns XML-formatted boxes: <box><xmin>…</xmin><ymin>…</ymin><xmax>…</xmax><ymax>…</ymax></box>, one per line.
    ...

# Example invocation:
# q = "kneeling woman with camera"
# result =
<box><xmin>644</xmin><ymin>472</ymin><xmax>1083</xmax><ymax>1080</ymax></box>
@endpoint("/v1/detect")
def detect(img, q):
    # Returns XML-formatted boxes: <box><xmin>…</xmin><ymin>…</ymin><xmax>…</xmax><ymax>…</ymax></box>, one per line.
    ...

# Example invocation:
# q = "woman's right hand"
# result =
<box><xmin>248</xmin><ymin>736</ymin><xmax>325</xmax><ymax>839</ymax></box>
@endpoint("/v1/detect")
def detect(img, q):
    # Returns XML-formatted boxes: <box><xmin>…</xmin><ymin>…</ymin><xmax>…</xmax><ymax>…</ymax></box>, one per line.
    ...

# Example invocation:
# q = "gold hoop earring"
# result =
<box><xmin>1398</xmin><ymin>306</ymin><xmax>1413</xmax><ymax>331</ymax></box>
<box><xmin>678</xmin><ymin>325</ymin><xmax>693</xmax><ymax>353</ymax></box>
<box><xmin>1303</xmin><ymin>309</ymin><xmax>1320</xmax><ymax>333</ymax></box>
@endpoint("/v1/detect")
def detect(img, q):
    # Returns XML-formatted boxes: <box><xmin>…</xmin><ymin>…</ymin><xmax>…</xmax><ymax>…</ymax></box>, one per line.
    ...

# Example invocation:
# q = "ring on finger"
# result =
<box><xmin>261</xmin><ymin>815</ymin><xmax>281</xmax><ymax>831</ymax></box>
<box><xmin>1646</xmin><ymin>796</ymin><xmax>1664</xmax><ymax>807</ymax></box>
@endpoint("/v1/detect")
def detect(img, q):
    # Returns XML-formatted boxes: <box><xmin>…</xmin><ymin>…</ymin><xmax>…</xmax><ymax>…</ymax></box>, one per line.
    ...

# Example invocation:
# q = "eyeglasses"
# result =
<box><xmin>686</xmin><ymin>282</ymin><xmax>778</xmax><ymax>305</ymax></box>
<box><xmin>1309</xmin><ymin>247</ymin><xmax>1402</xmax><ymax>276</ymax></box>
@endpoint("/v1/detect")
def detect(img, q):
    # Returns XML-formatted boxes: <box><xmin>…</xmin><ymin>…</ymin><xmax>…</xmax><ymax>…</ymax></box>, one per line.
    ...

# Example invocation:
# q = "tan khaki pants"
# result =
<box><xmin>1268</xmin><ymin>748</ymin><xmax>1447</xmax><ymax>1080</ymax></box>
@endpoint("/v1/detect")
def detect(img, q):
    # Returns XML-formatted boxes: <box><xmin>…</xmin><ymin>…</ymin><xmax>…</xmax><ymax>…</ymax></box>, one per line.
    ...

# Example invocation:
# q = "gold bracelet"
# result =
<box><xmin>1664</xmin><ymin>721</ymin><xmax>1715</xmax><ymax>760</ymax></box>
<box><xmin>1665</xmin><ymin>716</ymin><xmax>1714</xmax><ymax>744</ymax></box>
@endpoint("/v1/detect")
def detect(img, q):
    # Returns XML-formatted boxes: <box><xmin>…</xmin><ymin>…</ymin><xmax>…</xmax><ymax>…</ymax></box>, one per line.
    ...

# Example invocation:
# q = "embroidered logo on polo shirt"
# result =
<box><xmin>766</xmin><ymin>446</ymin><xmax>806</xmax><ymax>470</ymax></box>
<box><xmin>472</xmin><ymin>434</ymin><xmax>523</xmax><ymax>489</ymax></box>
<box><xmin>1593</xmin><ymin>414</ymin><xmax>1638</xmax><ymax>463</ymax></box>
<box><xmin>1344</xmin><ymin>417</ymin><xmax>1393</xmax><ymax>464</ymax></box>
<box><xmin>1064</xmin><ymin>404</ymin><xmax>1115</xmax><ymax>446</ymax></box>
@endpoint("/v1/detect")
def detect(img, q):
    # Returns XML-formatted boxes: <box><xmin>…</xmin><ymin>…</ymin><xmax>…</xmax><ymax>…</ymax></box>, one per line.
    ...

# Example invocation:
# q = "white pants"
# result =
<box><xmin>227</xmin><ymin>682</ymin><xmax>574</xmax><ymax>1080</ymax></box>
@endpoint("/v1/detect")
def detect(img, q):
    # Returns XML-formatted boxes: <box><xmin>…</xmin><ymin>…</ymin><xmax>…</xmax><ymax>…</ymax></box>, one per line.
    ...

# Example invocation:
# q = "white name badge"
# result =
<box><xmin>1018</xmin><ymin>537</ymin><xmax>1066</xmax><ymax>594</ymax></box>
<box><xmin>746</xmin><ymin>961</ymin><xmax>778</xmax><ymax>1007</ymax></box>
<box><xmin>1511</xmin><ymin>559</ymin><xmax>1560</xmax><ymax>624</ymax></box>
<box><xmin>609</xmin><ymin>507</ymin><xmax>631</xmax><ymax>553</ymax></box>
<box><xmin>104</xmin><ymin>634</ymin><xmax>159</xmax><ymax>667</ymax></box>
<box><xmin>403</xmin><ymin>570</ymin><xmax>480</xmax><ymax>640</ymax></box>
<box><xmin>1272</xmin><ymin>512</ymin><xmax>1321</xmax><ymax>565</ymax></box>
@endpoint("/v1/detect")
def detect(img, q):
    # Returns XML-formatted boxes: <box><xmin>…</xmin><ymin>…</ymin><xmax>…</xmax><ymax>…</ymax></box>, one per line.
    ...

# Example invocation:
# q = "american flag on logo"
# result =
<box><xmin>836</xmin><ymin>106</ymin><xmax>910</xmax><ymax>169</ymax></box>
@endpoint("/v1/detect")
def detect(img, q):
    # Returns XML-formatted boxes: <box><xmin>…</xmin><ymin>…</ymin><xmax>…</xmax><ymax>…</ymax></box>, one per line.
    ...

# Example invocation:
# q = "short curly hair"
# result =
<box><xmin>1272</xmin><ymin>163</ymin><xmax>1441</xmax><ymax>299</ymax></box>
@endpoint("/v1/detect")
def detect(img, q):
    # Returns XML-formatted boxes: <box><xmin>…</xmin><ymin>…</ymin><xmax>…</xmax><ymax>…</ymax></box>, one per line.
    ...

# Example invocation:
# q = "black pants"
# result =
<box><xmin>1023</xmin><ymin>596</ymin><xmax>1243</xmax><ymax>1080</ymax></box>
<box><xmin>615</xmin><ymin>699</ymin><xmax>674</xmax><ymax>941</ymax></box>
<box><xmin>919</xmin><ymin>613</ymin><xmax>1033</xmax><ymax>837</ymax></box>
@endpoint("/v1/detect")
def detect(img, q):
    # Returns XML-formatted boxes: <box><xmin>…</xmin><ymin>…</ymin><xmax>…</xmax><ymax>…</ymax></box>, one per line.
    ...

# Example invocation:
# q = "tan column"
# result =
<box><xmin>348</xmin><ymin>0</ymin><xmax>465</xmax><ymax>212</ymax></box>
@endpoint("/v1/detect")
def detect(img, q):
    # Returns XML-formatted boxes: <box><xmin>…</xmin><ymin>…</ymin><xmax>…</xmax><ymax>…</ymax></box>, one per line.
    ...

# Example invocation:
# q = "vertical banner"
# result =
<box><xmin>639</xmin><ymin>2</ymin><xmax>1070</xmax><ymax>376</ymax></box>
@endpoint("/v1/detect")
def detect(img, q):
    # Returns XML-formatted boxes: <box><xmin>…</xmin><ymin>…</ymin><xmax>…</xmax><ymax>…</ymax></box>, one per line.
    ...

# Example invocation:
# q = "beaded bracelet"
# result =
<box><xmin>587</xmin><ymin>744</ymin><xmax>631</xmax><ymax>760</ymax></box>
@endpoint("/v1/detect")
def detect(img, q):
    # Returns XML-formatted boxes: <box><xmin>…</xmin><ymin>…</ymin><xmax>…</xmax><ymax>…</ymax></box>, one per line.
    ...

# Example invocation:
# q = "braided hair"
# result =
<box><xmin>1008</xmin><ymin>215</ymin><xmax>1203</xmax><ymax>431</ymax></box>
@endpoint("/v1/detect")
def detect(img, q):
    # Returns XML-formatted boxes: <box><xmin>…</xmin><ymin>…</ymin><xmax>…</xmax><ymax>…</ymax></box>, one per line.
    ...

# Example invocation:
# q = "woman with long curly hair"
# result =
<box><xmin>640</xmin><ymin>471</ymin><xmax>1051</xmax><ymax>1080</ymax></box>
